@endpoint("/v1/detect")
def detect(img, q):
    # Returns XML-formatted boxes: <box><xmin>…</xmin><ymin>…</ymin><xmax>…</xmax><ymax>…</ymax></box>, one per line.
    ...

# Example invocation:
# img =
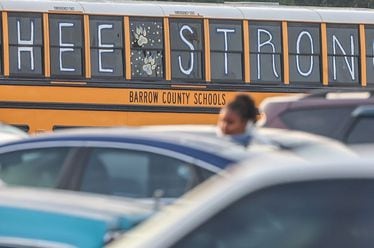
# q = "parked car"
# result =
<box><xmin>140</xmin><ymin>125</ymin><xmax>357</xmax><ymax>161</ymax></box>
<box><xmin>0</xmin><ymin>122</ymin><xmax>28</xmax><ymax>144</ymax></box>
<box><xmin>108</xmin><ymin>153</ymin><xmax>374</xmax><ymax>248</ymax></box>
<box><xmin>340</xmin><ymin>105</ymin><xmax>374</xmax><ymax>144</ymax></box>
<box><xmin>0</xmin><ymin>186</ymin><xmax>155</xmax><ymax>248</ymax></box>
<box><xmin>0</xmin><ymin>127</ymin><xmax>252</xmax><ymax>200</ymax></box>
<box><xmin>258</xmin><ymin>91</ymin><xmax>374</xmax><ymax>143</ymax></box>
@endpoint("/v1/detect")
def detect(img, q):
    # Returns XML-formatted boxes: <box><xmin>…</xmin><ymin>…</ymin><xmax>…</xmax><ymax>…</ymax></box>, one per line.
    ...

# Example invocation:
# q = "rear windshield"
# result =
<box><xmin>346</xmin><ymin>117</ymin><xmax>374</xmax><ymax>144</ymax></box>
<box><xmin>280</xmin><ymin>106</ymin><xmax>355</xmax><ymax>138</ymax></box>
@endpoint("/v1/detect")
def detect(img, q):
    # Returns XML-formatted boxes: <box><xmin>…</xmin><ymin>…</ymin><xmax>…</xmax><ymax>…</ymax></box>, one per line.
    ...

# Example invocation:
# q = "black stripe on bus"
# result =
<box><xmin>0</xmin><ymin>78</ymin><xmax>320</xmax><ymax>93</ymax></box>
<box><xmin>0</xmin><ymin>101</ymin><xmax>221</xmax><ymax>114</ymax></box>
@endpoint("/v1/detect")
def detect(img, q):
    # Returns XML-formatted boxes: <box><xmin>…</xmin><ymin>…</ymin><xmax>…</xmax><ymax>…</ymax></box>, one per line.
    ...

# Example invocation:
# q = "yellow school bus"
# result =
<box><xmin>0</xmin><ymin>0</ymin><xmax>372</xmax><ymax>132</ymax></box>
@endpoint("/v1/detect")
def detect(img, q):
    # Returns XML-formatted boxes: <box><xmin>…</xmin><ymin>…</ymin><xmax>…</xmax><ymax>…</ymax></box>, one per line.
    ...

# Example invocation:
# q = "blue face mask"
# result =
<box><xmin>229</xmin><ymin>133</ymin><xmax>252</xmax><ymax>147</ymax></box>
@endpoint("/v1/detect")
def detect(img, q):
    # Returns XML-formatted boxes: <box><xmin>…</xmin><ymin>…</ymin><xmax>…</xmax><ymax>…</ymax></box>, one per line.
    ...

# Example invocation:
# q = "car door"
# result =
<box><xmin>73</xmin><ymin>144</ymin><xmax>216</xmax><ymax>198</ymax></box>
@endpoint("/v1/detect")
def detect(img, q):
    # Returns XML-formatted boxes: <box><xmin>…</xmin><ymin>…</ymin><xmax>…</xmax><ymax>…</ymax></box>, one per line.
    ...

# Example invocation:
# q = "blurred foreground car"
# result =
<box><xmin>0</xmin><ymin>186</ymin><xmax>155</xmax><ymax>248</ymax></box>
<box><xmin>0</xmin><ymin>127</ymin><xmax>251</xmax><ymax>199</ymax></box>
<box><xmin>108</xmin><ymin>153</ymin><xmax>374</xmax><ymax>248</ymax></box>
<box><xmin>258</xmin><ymin>91</ymin><xmax>374</xmax><ymax>144</ymax></box>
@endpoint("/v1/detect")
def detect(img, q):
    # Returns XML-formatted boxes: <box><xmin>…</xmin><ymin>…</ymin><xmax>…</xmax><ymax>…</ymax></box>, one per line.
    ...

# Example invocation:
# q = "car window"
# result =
<box><xmin>172</xmin><ymin>179</ymin><xmax>374</xmax><ymax>248</ymax></box>
<box><xmin>79</xmin><ymin>148</ymin><xmax>201</xmax><ymax>198</ymax></box>
<box><xmin>280</xmin><ymin>107</ymin><xmax>355</xmax><ymax>138</ymax></box>
<box><xmin>345</xmin><ymin>117</ymin><xmax>374</xmax><ymax>144</ymax></box>
<box><xmin>0</xmin><ymin>148</ymin><xmax>70</xmax><ymax>187</ymax></box>
<box><xmin>196</xmin><ymin>167</ymin><xmax>216</xmax><ymax>181</ymax></box>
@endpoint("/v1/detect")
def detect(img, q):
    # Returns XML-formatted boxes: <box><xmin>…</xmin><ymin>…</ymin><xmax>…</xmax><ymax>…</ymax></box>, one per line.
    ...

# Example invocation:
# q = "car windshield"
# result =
<box><xmin>173</xmin><ymin>179</ymin><xmax>374</xmax><ymax>248</ymax></box>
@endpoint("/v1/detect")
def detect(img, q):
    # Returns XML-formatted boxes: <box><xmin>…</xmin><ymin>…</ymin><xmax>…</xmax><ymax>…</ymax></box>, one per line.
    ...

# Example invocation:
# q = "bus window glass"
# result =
<box><xmin>90</xmin><ymin>16</ymin><xmax>124</xmax><ymax>78</ymax></box>
<box><xmin>8</xmin><ymin>13</ymin><xmax>43</xmax><ymax>77</ymax></box>
<box><xmin>130</xmin><ymin>17</ymin><xmax>164</xmax><ymax>79</ymax></box>
<box><xmin>210</xmin><ymin>20</ymin><xmax>243</xmax><ymax>82</ymax></box>
<box><xmin>249</xmin><ymin>21</ymin><xmax>282</xmax><ymax>84</ymax></box>
<box><xmin>365</xmin><ymin>25</ymin><xmax>374</xmax><ymax>85</ymax></box>
<box><xmin>49</xmin><ymin>14</ymin><xmax>83</xmax><ymax>78</ymax></box>
<box><xmin>327</xmin><ymin>24</ymin><xmax>359</xmax><ymax>84</ymax></box>
<box><xmin>288</xmin><ymin>23</ymin><xmax>321</xmax><ymax>84</ymax></box>
<box><xmin>170</xmin><ymin>18</ymin><xmax>203</xmax><ymax>81</ymax></box>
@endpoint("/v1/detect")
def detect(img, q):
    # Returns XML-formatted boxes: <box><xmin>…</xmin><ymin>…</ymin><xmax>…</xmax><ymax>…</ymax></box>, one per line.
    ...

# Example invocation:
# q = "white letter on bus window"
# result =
<box><xmin>216</xmin><ymin>28</ymin><xmax>235</xmax><ymax>75</ymax></box>
<box><xmin>332</xmin><ymin>35</ymin><xmax>355</xmax><ymax>81</ymax></box>
<box><xmin>59</xmin><ymin>23</ymin><xmax>75</xmax><ymax>72</ymax></box>
<box><xmin>257</xmin><ymin>29</ymin><xmax>279</xmax><ymax>79</ymax></box>
<box><xmin>17</xmin><ymin>20</ymin><xmax>34</xmax><ymax>71</ymax></box>
<box><xmin>178</xmin><ymin>25</ymin><xmax>194</xmax><ymax>75</ymax></box>
<box><xmin>98</xmin><ymin>24</ymin><xmax>114</xmax><ymax>73</ymax></box>
<box><xmin>296</xmin><ymin>31</ymin><xmax>314</xmax><ymax>77</ymax></box>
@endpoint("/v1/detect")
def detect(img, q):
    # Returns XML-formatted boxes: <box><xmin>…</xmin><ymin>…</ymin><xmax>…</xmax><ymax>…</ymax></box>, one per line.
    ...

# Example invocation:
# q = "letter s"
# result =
<box><xmin>178</xmin><ymin>25</ymin><xmax>195</xmax><ymax>75</ymax></box>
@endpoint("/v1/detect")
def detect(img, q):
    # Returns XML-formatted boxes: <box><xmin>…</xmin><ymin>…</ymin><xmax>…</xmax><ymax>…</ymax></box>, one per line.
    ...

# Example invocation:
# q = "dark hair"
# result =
<box><xmin>226</xmin><ymin>94</ymin><xmax>257</xmax><ymax>122</ymax></box>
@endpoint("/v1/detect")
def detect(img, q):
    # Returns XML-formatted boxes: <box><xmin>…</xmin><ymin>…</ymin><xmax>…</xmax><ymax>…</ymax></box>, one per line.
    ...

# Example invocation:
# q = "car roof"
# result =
<box><xmin>108</xmin><ymin>153</ymin><xmax>374</xmax><ymax>248</ymax></box>
<box><xmin>254</xmin><ymin>127</ymin><xmax>355</xmax><ymax>154</ymax></box>
<box><xmin>139</xmin><ymin>125</ymin><xmax>358</xmax><ymax>160</ymax></box>
<box><xmin>260</xmin><ymin>91</ymin><xmax>374</xmax><ymax>109</ymax></box>
<box><xmin>0</xmin><ymin>126</ymin><xmax>251</xmax><ymax>168</ymax></box>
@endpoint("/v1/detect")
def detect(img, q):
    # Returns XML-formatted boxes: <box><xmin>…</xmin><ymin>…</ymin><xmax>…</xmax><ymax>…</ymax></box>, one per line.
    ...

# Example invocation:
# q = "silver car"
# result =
<box><xmin>108</xmin><ymin>153</ymin><xmax>374</xmax><ymax>248</ymax></box>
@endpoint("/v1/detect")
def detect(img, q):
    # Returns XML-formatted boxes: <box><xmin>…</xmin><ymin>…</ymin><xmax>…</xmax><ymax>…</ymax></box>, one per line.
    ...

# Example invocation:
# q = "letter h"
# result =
<box><xmin>17</xmin><ymin>20</ymin><xmax>35</xmax><ymax>71</ymax></box>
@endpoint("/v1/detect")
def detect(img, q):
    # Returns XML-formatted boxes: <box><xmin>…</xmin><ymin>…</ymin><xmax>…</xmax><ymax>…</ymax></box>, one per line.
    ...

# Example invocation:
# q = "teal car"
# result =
<box><xmin>0</xmin><ymin>186</ymin><xmax>155</xmax><ymax>248</ymax></box>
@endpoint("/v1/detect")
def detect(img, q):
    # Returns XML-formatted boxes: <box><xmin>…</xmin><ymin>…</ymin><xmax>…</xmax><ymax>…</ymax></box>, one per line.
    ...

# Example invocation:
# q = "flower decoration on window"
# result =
<box><xmin>134</xmin><ymin>26</ymin><xmax>148</xmax><ymax>47</ymax></box>
<box><xmin>142</xmin><ymin>55</ymin><xmax>156</xmax><ymax>75</ymax></box>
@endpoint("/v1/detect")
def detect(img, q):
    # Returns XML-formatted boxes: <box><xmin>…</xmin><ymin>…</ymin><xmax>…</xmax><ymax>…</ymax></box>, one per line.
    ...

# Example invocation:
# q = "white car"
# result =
<box><xmin>108</xmin><ymin>152</ymin><xmax>374</xmax><ymax>248</ymax></box>
<box><xmin>0</xmin><ymin>123</ymin><xmax>28</xmax><ymax>144</ymax></box>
